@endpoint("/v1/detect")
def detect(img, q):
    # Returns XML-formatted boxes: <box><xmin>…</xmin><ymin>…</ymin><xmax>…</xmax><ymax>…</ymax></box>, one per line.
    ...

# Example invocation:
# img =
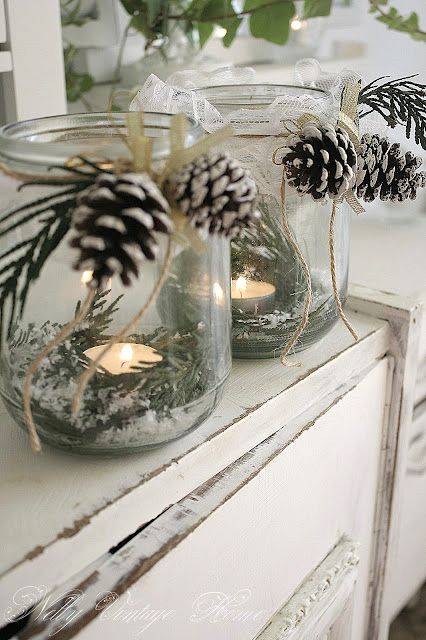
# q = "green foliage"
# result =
<box><xmin>303</xmin><ymin>0</ymin><xmax>332</xmax><ymax>20</ymax></box>
<box><xmin>369</xmin><ymin>1</ymin><xmax>426</xmax><ymax>42</ymax></box>
<box><xmin>359</xmin><ymin>75</ymin><xmax>426</xmax><ymax>150</ymax></box>
<box><xmin>201</xmin><ymin>0</ymin><xmax>241</xmax><ymax>47</ymax></box>
<box><xmin>120</xmin><ymin>0</ymin><xmax>165</xmax><ymax>43</ymax></box>
<box><xmin>63</xmin><ymin>44</ymin><xmax>94</xmax><ymax>103</ymax></box>
<box><xmin>60</xmin><ymin>0</ymin><xmax>97</xmax><ymax>27</ymax></box>
<box><xmin>0</xmin><ymin>160</ymin><xmax>103</xmax><ymax>342</ymax></box>
<box><xmin>198</xmin><ymin>21</ymin><xmax>214</xmax><ymax>46</ymax></box>
<box><xmin>245</xmin><ymin>0</ymin><xmax>295</xmax><ymax>45</ymax></box>
<box><xmin>61</xmin><ymin>0</ymin><xmax>96</xmax><ymax>104</ymax></box>
<box><xmin>8</xmin><ymin>293</ymin><xmax>215</xmax><ymax>437</ymax></box>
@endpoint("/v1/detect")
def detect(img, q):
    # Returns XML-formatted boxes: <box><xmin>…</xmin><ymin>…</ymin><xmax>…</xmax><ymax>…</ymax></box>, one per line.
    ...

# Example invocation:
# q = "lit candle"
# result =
<box><xmin>83</xmin><ymin>343</ymin><xmax>162</xmax><ymax>375</ymax></box>
<box><xmin>231</xmin><ymin>276</ymin><xmax>276</xmax><ymax>314</ymax></box>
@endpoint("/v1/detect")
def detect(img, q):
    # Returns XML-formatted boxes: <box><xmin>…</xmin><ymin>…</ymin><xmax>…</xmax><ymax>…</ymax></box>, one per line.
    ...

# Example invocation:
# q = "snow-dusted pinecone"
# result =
<box><xmin>69</xmin><ymin>172</ymin><xmax>173</xmax><ymax>289</ymax></box>
<box><xmin>167</xmin><ymin>152</ymin><xmax>260</xmax><ymax>238</ymax></box>
<box><xmin>283</xmin><ymin>123</ymin><xmax>358</xmax><ymax>200</ymax></box>
<box><xmin>356</xmin><ymin>134</ymin><xmax>426</xmax><ymax>202</ymax></box>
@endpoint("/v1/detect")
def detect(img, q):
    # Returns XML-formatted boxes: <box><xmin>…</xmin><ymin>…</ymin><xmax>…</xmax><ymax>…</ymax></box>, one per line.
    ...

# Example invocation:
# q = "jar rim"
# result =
<box><xmin>195</xmin><ymin>83</ymin><xmax>332</xmax><ymax>107</ymax></box>
<box><xmin>0</xmin><ymin>111</ymin><xmax>202</xmax><ymax>171</ymax></box>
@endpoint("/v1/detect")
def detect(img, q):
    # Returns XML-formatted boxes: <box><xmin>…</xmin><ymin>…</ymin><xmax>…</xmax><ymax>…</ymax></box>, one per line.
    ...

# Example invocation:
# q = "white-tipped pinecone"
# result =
<box><xmin>356</xmin><ymin>134</ymin><xmax>426</xmax><ymax>202</ymax></box>
<box><xmin>69</xmin><ymin>172</ymin><xmax>173</xmax><ymax>289</ymax></box>
<box><xmin>167</xmin><ymin>152</ymin><xmax>260</xmax><ymax>238</ymax></box>
<box><xmin>283</xmin><ymin>123</ymin><xmax>358</xmax><ymax>200</ymax></box>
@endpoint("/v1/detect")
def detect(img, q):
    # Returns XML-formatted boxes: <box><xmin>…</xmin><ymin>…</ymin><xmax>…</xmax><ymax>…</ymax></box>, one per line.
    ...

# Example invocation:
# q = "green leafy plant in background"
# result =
<box><xmin>61</xmin><ymin>1</ymin><xmax>96</xmax><ymax>106</ymax></box>
<box><xmin>118</xmin><ymin>1</ymin><xmax>334</xmax><ymax>51</ymax></box>
<box><xmin>62</xmin><ymin>1</ymin><xmax>426</xmax><ymax>107</ymax></box>
<box><xmin>369</xmin><ymin>1</ymin><xmax>426</xmax><ymax>42</ymax></box>
<box><xmin>63</xmin><ymin>44</ymin><xmax>94</xmax><ymax>106</ymax></box>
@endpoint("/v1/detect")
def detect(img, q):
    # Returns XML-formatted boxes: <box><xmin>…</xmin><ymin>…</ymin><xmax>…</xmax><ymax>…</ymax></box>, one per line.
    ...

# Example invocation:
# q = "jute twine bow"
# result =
<box><xmin>272</xmin><ymin>82</ymin><xmax>363</xmax><ymax>364</ymax></box>
<box><xmin>16</xmin><ymin>112</ymin><xmax>234</xmax><ymax>451</ymax></box>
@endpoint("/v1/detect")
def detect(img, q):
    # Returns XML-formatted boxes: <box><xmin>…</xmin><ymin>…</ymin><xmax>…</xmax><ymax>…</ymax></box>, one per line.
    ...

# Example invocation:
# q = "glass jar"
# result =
<box><xmin>0</xmin><ymin>113</ymin><xmax>231</xmax><ymax>454</ymax></box>
<box><xmin>197</xmin><ymin>85</ymin><xmax>350</xmax><ymax>359</ymax></box>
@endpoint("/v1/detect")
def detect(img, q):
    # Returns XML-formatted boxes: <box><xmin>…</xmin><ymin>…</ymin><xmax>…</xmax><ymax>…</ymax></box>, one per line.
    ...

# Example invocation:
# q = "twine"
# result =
<box><xmin>71</xmin><ymin>114</ymin><xmax>231</xmax><ymax>414</ymax></box>
<box><xmin>329</xmin><ymin>202</ymin><xmax>358</xmax><ymax>341</ymax></box>
<box><xmin>71</xmin><ymin>238</ymin><xmax>174</xmax><ymax>416</ymax></box>
<box><xmin>275</xmin><ymin>172</ymin><xmax>312</xmax><ymax>366</ymax></box>
<box><xmin>23</xmin><ymin>288</ymin><xmax>96</xmax><ymax>452</ymax></box>
<box><xmin>2</xmin><ymin>111</ymin><xmax>233</xmax><ymax>451</ymax></box>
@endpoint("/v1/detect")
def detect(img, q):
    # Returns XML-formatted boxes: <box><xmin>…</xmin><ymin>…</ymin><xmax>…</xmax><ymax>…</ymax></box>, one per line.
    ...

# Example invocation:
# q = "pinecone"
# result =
<box><xmin>356</xmin><ymin>134</ymin><xmax>426</xmax><ymax>202</ymax></box>
<box><xmin>69</xmin><ymin>172</ymin><xmax>173</xmax><ymax>289</ymax></box>
<box><xmin>167</xmin><ymin>152</ymin><xmax>260</xmax><ymax>238</ymax></box>
<box><xmin>283</xmin><ymin>123</ymin><xmax>358</xmax><ymax>200</ymax></box>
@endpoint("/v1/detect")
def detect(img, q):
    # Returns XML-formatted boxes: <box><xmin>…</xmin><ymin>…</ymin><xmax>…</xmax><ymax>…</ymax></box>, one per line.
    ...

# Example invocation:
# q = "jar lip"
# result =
<box><xmin>0</xmin><ymin>111</ymin><xmax>202</xmax><ymax>170</ymax></box>
<box><xmin>196</xmin><ymin>83</ymin><xmax>332</xmax><ymax>106</ymax></box>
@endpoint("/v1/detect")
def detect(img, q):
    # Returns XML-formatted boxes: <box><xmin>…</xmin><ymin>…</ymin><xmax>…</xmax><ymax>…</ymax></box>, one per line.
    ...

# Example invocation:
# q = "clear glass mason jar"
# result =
<box><xmin>197</xmin><ymin>85</ymin><xmax>350</xmax><ymax>359</ymax></box>
<box><xmin>0</xmin><ymin>113</ymin><xmax>231</xmax><ymax>454</ymax></box>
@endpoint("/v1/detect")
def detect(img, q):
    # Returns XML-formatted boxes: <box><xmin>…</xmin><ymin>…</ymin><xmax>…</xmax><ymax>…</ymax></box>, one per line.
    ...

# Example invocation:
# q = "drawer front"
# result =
<box><xmin>414</xmin><ymin>293</ymin><xmax>426</xmax><ymax>406</ymax></box>
<box><xmin>13</xmin><ymin>360</ymin><xmax>390</xmax><ymax>640</ymax></box>
<box><xmin>390</xmin><ymin>402</ymin><xmax>426</xmax><ymax>617</ymax></box>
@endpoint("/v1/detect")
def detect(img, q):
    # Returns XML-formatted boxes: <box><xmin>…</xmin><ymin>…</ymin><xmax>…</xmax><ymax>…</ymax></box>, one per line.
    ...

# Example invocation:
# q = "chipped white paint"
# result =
<box><xmin>389</xmin><ymin>401</ymin><xmax>426</xmax><ymax>618</ymax></box>
<box><xmin>0</xmin><ymin>311</ymin><xmax>389</xmax><ymax>602</ymax></box>
<box><xmin>257</xmin><ymin>538</ymin><xmax>359</xmax><ymax>640</ymax></box>
<box><xmin>348</xmin><ymin>284</ymin><xmax>422</xmax><ymax>640</ymax></box>
<box><xmin>16</xmin><ymin>361</ymin><xmax>389</xmax><ymax>640</ymax></box>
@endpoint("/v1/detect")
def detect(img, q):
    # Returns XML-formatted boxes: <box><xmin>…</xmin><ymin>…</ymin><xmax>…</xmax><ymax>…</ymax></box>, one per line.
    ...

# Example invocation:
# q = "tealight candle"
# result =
<box><xmin>231</xmin><ymin>276</ymin><xmax>276</xmax><ymax>314</ymax></box>
<box><xmin>83</xmin><ymin>343</ymin><xmax>162</xmax><ymax>375</ymax></box>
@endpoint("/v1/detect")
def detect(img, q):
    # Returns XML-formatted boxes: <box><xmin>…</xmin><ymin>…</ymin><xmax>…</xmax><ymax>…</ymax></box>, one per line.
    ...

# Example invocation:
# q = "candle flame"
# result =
<box><xmin>120</xmin><ymin>344</ymin><xmax>133</xmax><ymax>363</ymax></box>
<box><xmin>81</xmin><ymin>270</ymin><xmax>93</xmax><ymax>285</ymax></box>
<box><xmin>236</xmin><ymin>276</ymin><xmax>247</xmax><ymax>295</ymax></box>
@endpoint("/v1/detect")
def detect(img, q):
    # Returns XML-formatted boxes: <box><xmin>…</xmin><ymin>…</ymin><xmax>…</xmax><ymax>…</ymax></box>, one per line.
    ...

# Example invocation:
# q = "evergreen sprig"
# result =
<box><xmin>359</xmin><ymin>75</ymin><xmax>426</xmax><ymax>150</ymax></box>
<box><xmin>0</xmin><ymin>159</ymin><xmax>103</xmax><ymax>341</ymax></box>
<box><xmin>7</xmin><ymin>291</ymin><xmax>214</xmax><ymax>440</ymax></box>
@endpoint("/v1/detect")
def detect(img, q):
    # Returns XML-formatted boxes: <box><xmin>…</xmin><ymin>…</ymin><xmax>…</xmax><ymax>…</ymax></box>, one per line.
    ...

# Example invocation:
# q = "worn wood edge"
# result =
<box><xmin>348</xmin><ymin>283</ymin><xmax>422</xmax><ymax>316</ymax></box>
<box><xmin>0</xmin><ymin>322</ymin><xmax>390</xmax><ymax>604</ymax></box>
<box><xmin>255</xmin><ymin>537</ymin><xmax>359</xmax><ymax>640</ymax></box>
<box><xmin>407</xmin><ymin>400</ymin><xmax>426</xmax><ymax>475</ymax></box>
<box><xmin>14</xmin><ymin>365</ymin><xmax>378</xmax><ymax>640</ymax></box>
<box><xmin>350</xmin><ymin>287</ymin><xmax>422</xmax><ymax>639</ymax></box>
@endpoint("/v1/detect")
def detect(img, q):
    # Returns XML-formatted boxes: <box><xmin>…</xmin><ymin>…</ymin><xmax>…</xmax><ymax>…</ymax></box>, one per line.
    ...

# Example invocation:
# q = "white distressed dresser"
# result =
<box><xmin>0</xmin><ymin>257</ymin><xmax>423</xmax><ymax>640</ymax></box>
<box><xmin>0</xmin><ymin>31</ymin><xmax>425</xmax><ymax>640</ymax></box>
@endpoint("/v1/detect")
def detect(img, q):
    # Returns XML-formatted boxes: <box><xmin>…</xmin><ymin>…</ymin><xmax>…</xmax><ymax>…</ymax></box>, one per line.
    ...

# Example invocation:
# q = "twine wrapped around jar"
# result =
<box><xmin>130</xmin><ymin>66</ymin><xmax>362</xmax><ymax>362</ymax></box>
<box><xmin>0</xmin><ymin>113</ymin><xmax>235</xmax><ymax>451</ymax></box>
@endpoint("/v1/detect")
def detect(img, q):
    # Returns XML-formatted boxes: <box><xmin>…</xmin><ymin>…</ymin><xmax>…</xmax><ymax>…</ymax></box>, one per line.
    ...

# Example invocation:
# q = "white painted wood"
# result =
<box><xmin>389</xmin><ymin>401</ymin><xmax>426</xmax><ymax>618</ymax></box>
<box><xmin>348</xmin><ymin>285</ymin><xmax>422</xmax><ymax>640</ymax></box>
<box><xmin>0</xmin><ymin>311</ymin><xmax>389</xmax><ymax>604</ymax></box>
<box><xmin>0</xmin><ymin>0</ymin><xmax>6</xmax><ymax>42</ymax></box>
<box><xmin>257</xmin><ymin>538</ymin><xmax>359</xmax><ymax>640</ymax></box>
<box><xmin>62</xmin><ymin>0</ymin><xmax>123</xmax><ymax>48</ymax></box>
<box><xmin>0</xmin><ymin>50</ymin><xmax>11</xmax><ymax>73</ymax></box>
<box><xmin>1</xmin><ymin>0</ymin><xmax>66</xmax><ymax>122</ymax></box>
<box><xmin>15</xmin><ymin>360</ymin><xmax>389</xmax><ymax>640</ymax></box>
<box><xmin>350</xmin><ymin>217</ymin><xmax>426</xmax><ymax>405</ymax></box>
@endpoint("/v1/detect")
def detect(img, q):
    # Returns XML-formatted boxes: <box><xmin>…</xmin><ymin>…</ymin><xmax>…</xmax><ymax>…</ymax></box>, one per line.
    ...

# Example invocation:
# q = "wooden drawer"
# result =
<box><xmin>18</xmin><ymin>360</ymin><xmax>390</xmax><ymax>640</ymax></box>
<box><xmin>390</xmin><ymin>400</ymin><xmax>426</xmax><ymax>617</ymax></box>
<box><xmin>414</xmin><ymin>293</ymin><xmax>426</xmax><ymax>406</ymax></box>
